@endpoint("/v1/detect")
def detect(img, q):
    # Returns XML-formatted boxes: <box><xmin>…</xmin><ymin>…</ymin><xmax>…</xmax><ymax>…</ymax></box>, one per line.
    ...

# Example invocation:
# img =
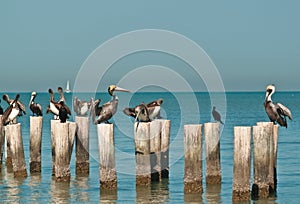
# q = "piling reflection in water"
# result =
<box><xmin>136</xmin><ymin>179</ymin><xmax>169</xmax><ymax>203</ymax></box>
<box><xmin>49</xmin><ymin>179</ymin><xmax>71</xmax><ymax>203</ymax></box>
<box><xmin>100</xmin><ymin>188</ymin><xmax>118</xmax><ymax>203</ymax></box>
<box><xmin>205</xmin><ymin>184</ymin><xmax>221</xmax><ymax>204</ymax></box>
<box><xmin>29</xmin><ymin>174</ymin><xmax>42</xmax><ymax>201</ymax></box>
<box><xmin>6</xmin><ymin>173</ymin><xmax>26</xmax><ymax>203</ymax></box>
<box><xmin>73</xmin><ymin>176</ymin><xmax>89</xmax><ymax>203</ymax></box>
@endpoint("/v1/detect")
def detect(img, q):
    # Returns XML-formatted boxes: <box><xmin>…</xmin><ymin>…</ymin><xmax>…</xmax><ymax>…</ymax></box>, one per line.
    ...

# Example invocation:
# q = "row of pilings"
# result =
<box><xmin>0</xmin><ymin>115</ymin><xmax>278</xmax><ymax>201</ymax></box>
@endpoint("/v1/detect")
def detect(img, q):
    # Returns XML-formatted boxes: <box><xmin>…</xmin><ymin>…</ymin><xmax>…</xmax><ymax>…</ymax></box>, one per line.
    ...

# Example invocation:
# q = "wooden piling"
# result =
<box><xmin>184</xmin><ymin>124</ymin><xmax>203</xmax><ymax>193</ymax></box>
<box><xmin>75</xmin><ymin>116</ymin><xmax>90</xmax><ymax>175</ymax></box>
<box><xmin>30</xmin><ymin>116</ymin><xmax>43</xmax><ymax>173</ymax></box>
<box><xmin>273</xmin><ymin>125</ymin><xmax>278</xmax><ymax>192</ymax></box>
<box><xmin>150</xmin><ymin>120</ymin><xmax>162</xmax><ymax>181</ymax></box>
<box><xmin>159</xmin><ymin>119</ymin><xmax>170</xmax><ymax>179</ymax></box>
<box><xmin>5</xmin><ymin>123</ymin><xmax>27</xmax><ymax>177</ymax></box>
<box><xmin>98</xmin><ymin>123</ymin><xmax>117</xmax><ymax>189</ymax></box>
<box><xmin>232</xmin><ymin>126</ymin><xmax>251</xmax><ymax>201</ymax></box>
<box><xmin>204</xmin><ymin>122</ymin><xmax>221</xmax><ymax>184</ymax></box>
<box><xmin>51</xmin><ymin>120</ymin><xmax>59</xmax><ymax>176</ymax></box>
<box><xmin>252</xmin><ymin>122</ymin><xmax>274</xmax><ymax>199</ymax></box>
<box><xmin>0</xmin><ymin>115</ymin><xmax>4</xmax><ymax>167</ymax></box>
<box><xmin>256</xmin><ymin>122</ymin><xmax>275</xmax><ymax>194</ymax></box>
<box><xmin>54</xmin><ymin>122</ymin><xmax>76</xmax><ymax>182</ymax></box>
<box><xmin>134</xmin><ymin>122</ymin><xmax>151</xmax><ymax>186</ymax></box>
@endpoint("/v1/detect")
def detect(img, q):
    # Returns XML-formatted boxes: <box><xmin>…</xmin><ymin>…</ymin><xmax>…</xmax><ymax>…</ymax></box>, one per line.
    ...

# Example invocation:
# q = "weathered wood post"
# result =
<box><xmin>150</xmin><ymin>120</ymin><xmax>162</xmax><ymax>182</ymax></box>
<box><xmin>158</xmin><ymin>119</ymin><xmax>170</xmax><ymax>179</ymax></box>
<box><xmin>30</xmin><ymin>116</ymin><xmax>43</xmax><ymax>173</ymax></box>
<box><xmin>54</xmin><ymin>122</ymin><xmax>76</xmax><ymax>182</ymax></box>
<box><xmin>51</xmin><ymin>120</ymin><xmax>59</xmax><ymax>176</ymax></box>
<box><xmin>232</xmin><ymin>126</ymin><xmax>252</xmax><ymax>201</ymax></box>
<box><xmin>5</xmin><ymin>123</ymin><xmax>27</xmax><ymax>177</ymax></box>
<box><xmin>0</xmin><ymin>115</ymin><xmax>4</xmax><ymax>168</ymax></box>
<box><xmin>252</xmin><ymin>122</ymin><xmax>274</xmax><ymax>199</ymax></box>
<box><xmin>134</xmin><ymin>122</ymin><xmax>151</xmax><ymax>186</ymax></box>
<box><xmin>75</xmin><ymin>116</ymin><xmax>89</xmax><ymax>175</ymax></box>
<box><xmin>273</xmin><ymin>125</ymin><xmax>278</xmax><ymax>192</ymax></box>
<box><xmin>257</xmin><ymin>122</ymin><xmax>275</xmax><ymax>194</ymax></box>
<box><xmin>184</xmin><ymin>124</ymin><xmax>203</xmax><ymax>193</ymax></box>
<box><xmin>98</xmin><ymin>123</ymin><xmax>117</xmax><ymax>189</ymax></box>
<box><xmin>204</xmin><ymin>122</ymin><xmax>221</xmax><ymax>184</ymax></box>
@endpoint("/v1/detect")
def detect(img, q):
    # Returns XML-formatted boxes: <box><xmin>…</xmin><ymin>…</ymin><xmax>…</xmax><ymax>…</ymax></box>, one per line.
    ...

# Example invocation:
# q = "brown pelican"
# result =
<box><xmin>2</xmin><ymin>94</ymin><xmax>21</xmax><ymax>125</ymax></box>
<box><xmin>90</xmin><ymin>98</ymin><xmax>102</xmax><ymax>123</ymax></box>
<box><xmin>147</xmin><ymin>98</ymin><xmax>163</xmax><ymax>120</ymax></box>
<box><xmin>264</xmin><ymin>84</ymin><xmax>292</xmax><ymax>128</ymax></box>
<box><xmin>29</xmin><ymin>92</ymin><xmax>43</xmax><ymax>116</ymax></box>
<box><xmin>2</xmin><ymin>94</ymin><xmax>26</xmax><ymax>116</ymax></box>
<box><xmin>73</xmin><ymin>96</ymin><xmax>90</xmax><ymax>116</ymax></box>
<box><xmin>0</xmin><ymin>99</ymin><xmax>3</xmax><ymax>115</ymax></box>
<box><xmin>95</xmin><ymin>85</ymin><xmax>130</xmax><ymax>124</ymax></box>
<box><xmin>46</xmin><ymin>88</ymin><xmax>60</xmax><ymax>119</ymax></box>
<box><xmin>123</xmin><ymin>102</ymin><xmax>151</xmax><ymax>122</ymax></box>
<box><xmin>58</xmin><ymin>101</ymin><xmax>70</xmax><ymax>123</ymax></box>
<box><xmin>212</xmin><ymin>106</ymin><xmax>224</xmax><ymax>125</ymax></box>
<box><xmin>58</xmin><ymin>87</ymin><xmax>71</xmax><ymax>115</ymax></box>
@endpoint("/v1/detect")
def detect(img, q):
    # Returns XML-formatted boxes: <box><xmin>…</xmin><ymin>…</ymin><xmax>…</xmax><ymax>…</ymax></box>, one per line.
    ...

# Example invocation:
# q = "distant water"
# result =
<box><xmin>0</xmin><ymin>92</ymin><xmax>299</xmax><ymax>203</ymax></box>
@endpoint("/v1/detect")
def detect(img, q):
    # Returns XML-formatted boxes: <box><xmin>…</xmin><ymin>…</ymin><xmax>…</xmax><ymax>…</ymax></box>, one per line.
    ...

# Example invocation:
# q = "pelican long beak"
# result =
<box><xmin>115</xmin><ymin>86</ymin><xmax>131</xmax><ymax>93</ymax></box>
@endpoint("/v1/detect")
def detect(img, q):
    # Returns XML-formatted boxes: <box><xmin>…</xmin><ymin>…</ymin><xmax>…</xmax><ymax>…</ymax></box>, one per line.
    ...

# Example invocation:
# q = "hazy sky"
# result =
<box><xmin>1</xmin><ymin>1</ymin><xmax>300</xmax><ymax>92</ymax></box>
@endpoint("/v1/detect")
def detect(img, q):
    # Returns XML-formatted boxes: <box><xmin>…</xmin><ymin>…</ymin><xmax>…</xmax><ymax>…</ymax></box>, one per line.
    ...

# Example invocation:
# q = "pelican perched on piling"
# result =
<box><xmin>146</xmin><ymin>98</ymin><xmax>163</xmax><ymax>120</ymax></box>
<box><xmin>95</xmin><ymin>85</ymin><xmax>130</xmax><ymax>124</ymax></box>
<box><xmin>264</xmin><ymin>84</ymin><xmax>292</xmax><ymax>128</ymax></box>
<box><xmin>58</xmin><ymin>101</ymin><xmax>70</xmax><ymax>123</ymax></box>
<box><xmin>2</xmin><ymin>94</ymin><xmax>21</xmax><ymax>125</ymax></box>
<box><xmin>90</xmin><ymin>98</ymin><xmax>102</xmax><ymax>123</ymax></box>
<box><xmin>123</xmin><ymin>98</ymin><xmax>163</xmax><ymax>122</ymax></box>
<box><xmin>46</xmin><ymin>88</ymin><xmax>60</xmax><ymax>119</ymax></box>
<box><xmin>2</xmin><ymin>94</ymin><xmax>26</xmax><ymax>116</ymax></box>
<box><xmin>58</xmin><ymin>87</ymin><xmax>71</xmax><ymax>116</ymax></box>
<box><xmin>212</xmin><ymin>106</ymin><xmax>224</xmax><ymax>125</ymax></box>
<box><xmin>29</xmin><ymin>92</ymin><xmax>43</xmax><ymax>116</ymax></box>
<box><xmin>123</xmin><ymin>102</ymin><xmax>151</xmax><ymax>123</ymax></box>
<box><xmin>73</xmin><ymin>96</ymin><xmax>90</xmax><ymax>116</ymax></box>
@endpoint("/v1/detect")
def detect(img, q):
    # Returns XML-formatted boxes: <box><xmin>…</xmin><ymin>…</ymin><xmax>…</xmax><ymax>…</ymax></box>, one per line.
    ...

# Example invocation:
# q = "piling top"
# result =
<box><xmin>256</xmin><ymin>122</ymin><xmax>274</xmax><ymax>126</ymax></box>
<box><xmin>184</xmin><ymin>124</ymin><xmax>202</xmax><ymax>128</ymax></box>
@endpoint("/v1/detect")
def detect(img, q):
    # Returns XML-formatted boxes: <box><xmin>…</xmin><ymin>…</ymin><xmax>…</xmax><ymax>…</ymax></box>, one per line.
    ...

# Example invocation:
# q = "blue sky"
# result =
<box><xmin>1</xmin><ymin>1</ymin><xmax>299</xmax><ymax>92</ymax></box>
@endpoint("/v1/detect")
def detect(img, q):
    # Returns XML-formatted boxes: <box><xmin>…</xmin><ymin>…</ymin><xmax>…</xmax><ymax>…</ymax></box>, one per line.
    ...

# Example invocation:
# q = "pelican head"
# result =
<box><xmin>58</xmin><ymin>87</ymin><xmax>63</xmax><ymax>94</ymax></box>
<box><xmin>108</xmin><ymin>85</ymin><xmax>130</xmax><ymax>96</ymax></box>
<box><xmin>31</xmin><ymin>91</ymin><xmax>37</xmax><ymax>96</ymax></box>
<box><xmin>157</xmin><ymin>98</ymin><xmax>163</xmax><ymax>105</ymax></box>
<box><xmin>2</xmin><ymin>94</ymin><xmax>9</xmax><ymax>102</ymax></box>
<box><xmin>265</xmin><ymin>84</ymin><xmax>275</xmax><ymax>102</ymax></box>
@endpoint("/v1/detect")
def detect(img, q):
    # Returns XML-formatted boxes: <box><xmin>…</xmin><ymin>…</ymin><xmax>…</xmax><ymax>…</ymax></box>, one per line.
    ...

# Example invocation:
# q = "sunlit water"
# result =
<box><xmin>0</xmin><ymin>92</ymin><xmax>299</xmax><ymax>203</ymax></box>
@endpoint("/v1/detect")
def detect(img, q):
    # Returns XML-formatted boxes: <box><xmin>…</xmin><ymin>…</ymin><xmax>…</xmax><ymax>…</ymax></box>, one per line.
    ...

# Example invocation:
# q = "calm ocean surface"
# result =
<box><xmin>0</xmin><ymin>92</ymin><xmax>299</xmax><ymax>203</ymax></box>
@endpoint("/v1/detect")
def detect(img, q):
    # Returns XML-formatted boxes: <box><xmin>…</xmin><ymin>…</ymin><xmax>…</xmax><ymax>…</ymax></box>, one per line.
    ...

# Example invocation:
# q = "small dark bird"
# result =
<box><xmin>212</xmin><ymin>106</ymin><xmax>224</xmax><ymax>125</ymax></box>
<box><xmin>58</xmin><ymin>101</ymin><xmax>70</xmax><ymax>123</ymax></box>
<box><xmin>29</xmin><ymin>92</ymin><xmax>43</xmax><ymax>116</ymax></box>
<box><xmin>3</xmin><ymin>94</ymin><xmax>26</xmax><ymax>116</ymax></box>
<box><xmin>2</xmin><ymin>94</ymin><xmax>21</xmax><ymax>125</ymax></box>
<box><xmin>0</xmin><ymin>99</ymin><xmax>3</xmax><ymax>115</ymax></box>
<box><xmin>264</xmin><ymin>84</ymin><xmax>292</xmax><ymax>128</ymax></box>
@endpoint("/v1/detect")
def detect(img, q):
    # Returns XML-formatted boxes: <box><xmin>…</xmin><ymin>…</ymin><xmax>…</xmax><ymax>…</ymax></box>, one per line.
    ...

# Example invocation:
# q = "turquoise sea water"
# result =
<box><xmin>0</xmin><ymin>92</ymin><xmax>299</xmax><ymax>203</ymax></box>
